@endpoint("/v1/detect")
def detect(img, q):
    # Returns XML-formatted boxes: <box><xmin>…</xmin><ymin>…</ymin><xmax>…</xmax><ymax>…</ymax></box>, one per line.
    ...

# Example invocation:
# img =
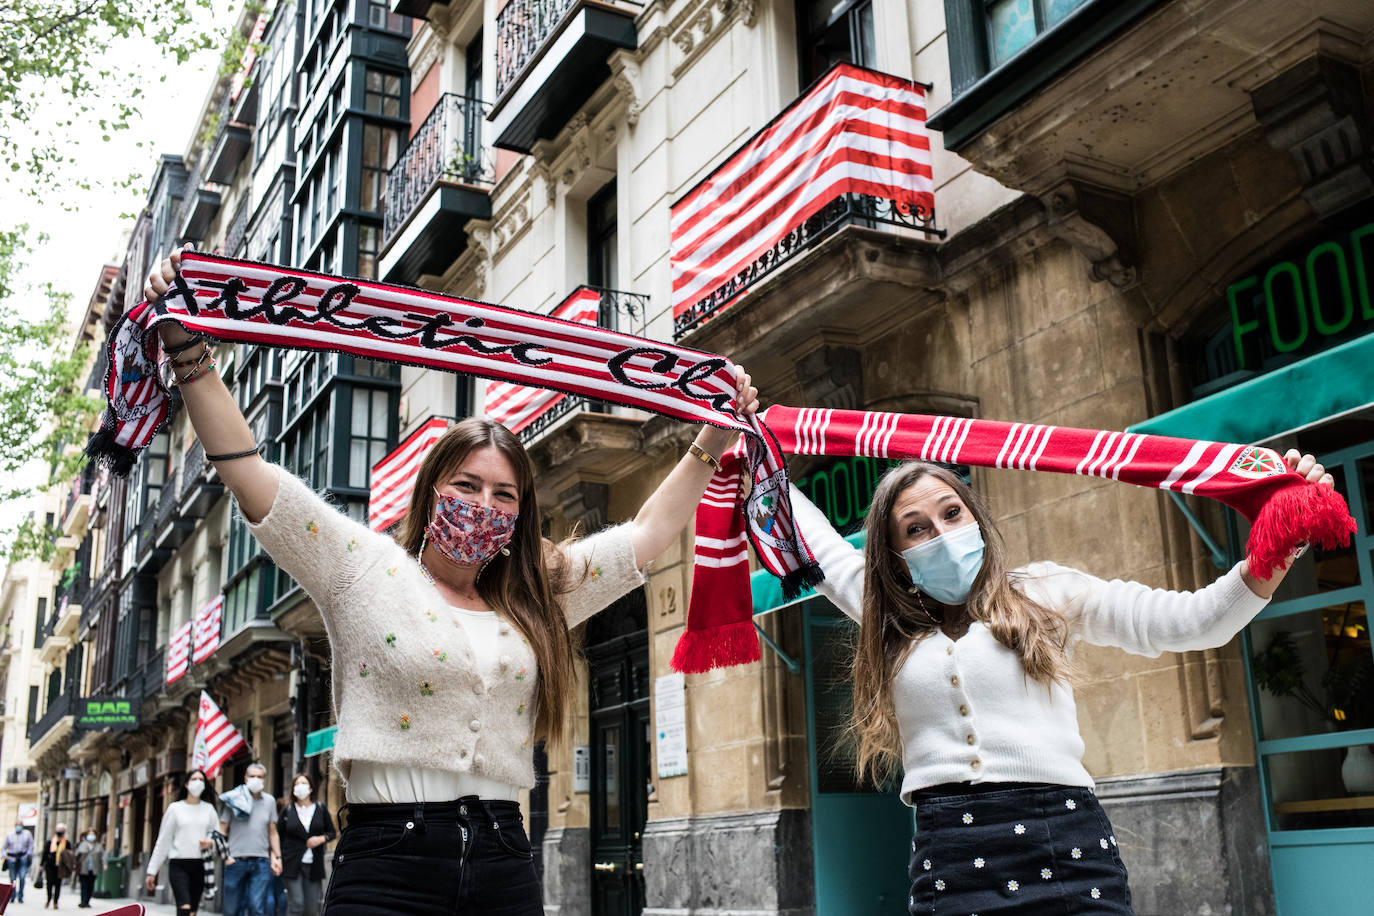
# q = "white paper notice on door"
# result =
<box><xmin>654</xmin><ymin>671</ymin><xmax>688</xmax><ymax>778</ymax></box>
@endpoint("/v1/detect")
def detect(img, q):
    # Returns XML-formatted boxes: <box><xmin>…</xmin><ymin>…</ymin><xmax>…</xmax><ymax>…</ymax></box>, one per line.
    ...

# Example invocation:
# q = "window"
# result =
<box><xmin>360</xmin><ymin>125</ymin><xmax>401</xmax><ymax>212</ymax></box>
<box><xmin>588</xmin><ymin>181</ymin><xmax>618</xmax><ymax>291</ymax></box>
<box><xmin>364</xmin><ymin>69</ymin><xmax>403</xmax><ymax>118</ymax></box>
<box><xmin>367</xmin><ymin>2</ymin><xmax>408</xmax><ymax>34</ymax></box>
<box><xmin>798</xmin><ymin>0</ymin><xmax>874</xmax><ymax>85</ymax></box>
<box><xmin>348</xmin><ymin>388</ymin><xmax>393</xmax><ymax>488</ymax></box>
<box><xmin>985</xmin><ymin>0</ymin><xmax>1088</xmax><ymax>65</ymax></box>
<box><xmin>358</xmin><ymin>224</ymin><xmax>379</xmax><ymax>279</ymax></box>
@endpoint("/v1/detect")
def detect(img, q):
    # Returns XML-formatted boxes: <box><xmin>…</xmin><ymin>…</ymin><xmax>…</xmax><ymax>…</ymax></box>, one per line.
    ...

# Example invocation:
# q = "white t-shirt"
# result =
<box><xmin>293</xmin><ymin>803</ymin><xmax>317</xmax><ymax>864</ymax></box>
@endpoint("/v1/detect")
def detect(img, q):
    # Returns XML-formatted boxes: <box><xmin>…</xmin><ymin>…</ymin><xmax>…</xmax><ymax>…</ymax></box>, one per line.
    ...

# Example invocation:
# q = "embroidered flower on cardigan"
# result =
<box><xmin>420</xmin><ymin>681</ymin><xmax>434</xmax><ymax>697</ymax></box>
<box><xmin>590</xmin><ymin>566</ymin><xmax>602</xmax><ymax>580</ymax></box>
<box><xmin>961</xmin><ymin>812</ymin><xmax>973</xmax><ymax>824</ymax></box>
<box><xmin>1071</xmin><ymin>847</ymin><xmax>1082</xmax><ymax>859</ymax></box>
<box><xmin>347</xmin><ymin>537</ymin><xmax>359</xmax><ymax>551</ymax></box>
<box><xmin>305</xmin><ymin>521</ymin><xmax>319</xmax><ymax>536</ymax></box>
<box><xmin>922</xmin><ymin>859</ymin><xmax>931</xmax><ymax>871</ymax></box>
<box><xmin>386</xmin><ymin>567</ymin><xmax>398</xmax><ymax>576</ymax></box>
<box><xmin>1065</xmin><ymin>798</ymin><xmax>1077</xmax><ymax>810</ymax></box>
<box><xmin>516</xmin><ymin>702</ymin><xmax>525</xmax><ymax>716</ymax></box>
<box><xmin>1014</xmin><ymin>824</ymin><xmax>1026</xmax><ymax>835</ymax></box>
<box><xmin>385</xmin><ymin>633</ymin><xmax>397</xmax><ymax>646</ymax></box>
<box><xmin>973</xmin><ymin>858</ymin><xmax>984</xmax><ymax>868</ymax></box>
<box><xmin>433</xmin><ymin>649</ymin><xmax>447</xmax><ymax>661</ymax></box>
<box><xmin>1099</xmin><ymin>838</ymin><xmax>1109</xmax><ymax>849</ymax></box>
<box><xmin>1041</xmin><ymin>868</ymin><xmax>1052</xmax><ymax>880</ymax></box>
<box><xmin>357</xmin><ymin>662</ymin><xmax>370</xmax><ymax>677</ymax></box>
<box><xmin>425</xmin><ymin>610</ymin><xmax>438</xmax><ymax>622</ymax></box>
<box><xmin>1091</xmin><ymin>888</ymin><xmax>1101</xmax><ymax>900</ymax></box>
<box><xmin>1007</xmin><ymin>880</ymin><xmax>1019</xmax><ymax>892</ymax></box>
<box><xmin>515</xmin><ymin>667</ymin><xmax>527</xmax><ymax>681</ymax></box>
<box><xmin>399</xmin><ymin>715</ymin><xmax>411</xmax><ymax>730</ymax></box>
<box><xmin>934</xmin><ymin>879</ymin><xmax>945</xmax><ymax>891</ymax></box>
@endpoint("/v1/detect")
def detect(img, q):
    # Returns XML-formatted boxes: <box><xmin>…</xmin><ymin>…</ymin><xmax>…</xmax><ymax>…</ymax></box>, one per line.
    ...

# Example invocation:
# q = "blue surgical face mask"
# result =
<box><xmin>897</xmin><ymin>523</ymin><xmax>985</xmax><ymax>605</ymax></box>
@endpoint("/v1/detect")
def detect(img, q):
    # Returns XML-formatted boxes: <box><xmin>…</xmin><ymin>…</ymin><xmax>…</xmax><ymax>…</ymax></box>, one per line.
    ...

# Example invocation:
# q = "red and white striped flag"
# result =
<box><xmin>483</xmin><ymin>288</ymin><xmax>602</xmax><ymax>433</ymax></box>
<box><xmin>192</xmin><ymin>690</ymin><xmax>246</xmax><ymax>779</ymax></box>
<box><xmin>369</xmin><ymin>417</ymin><xmax>451</xmax><ymax>531</ymax></box>
<box><xmin>191</xmin><ymin>595</ymin><xmax>224</xmax><ymax>665</ymax></box>
<box><xmin>165</xmin><ymin>621</ymin><xmax>193</xmax><ymax>684</ymax></box>
<box><xmin>670</xmin><ymin>63</ymin><xmax>933</xmax><ymax>330</ymax></box>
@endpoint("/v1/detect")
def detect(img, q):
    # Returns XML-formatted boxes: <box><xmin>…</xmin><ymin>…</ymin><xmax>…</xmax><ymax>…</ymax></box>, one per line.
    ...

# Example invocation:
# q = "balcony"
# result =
<box><xmin>178</xmin><ymin>440</ymin><xmax>224</xmax><ymax>519</ymax></box>
<box><xmin>379</xmin><ymin>94</ymin><xmax>494</xmax><ymax>286</ymax></box>
<box><xmin>489</xmin><ymin>0</ymin><xmax>641</xmax><ymax>154</ymax></box>
<box><xmin>141</xmin><ymin>648</ymin><xmax>167</xmax><ymax>700</ymax></box>
<box><xmin>153</xmin><ymin>474</ymin><xmax>196</xmax><ymax>552</ymax></box>
<box><xmin>177</xmin><ymin>159</ymin><xmax>224</xmax><ymax>245</ymax></box>
<box><xmin>28</xmin><ymin>691</ymin><xmax>74</xmax><ymax>759</ymax></box>
<box><xmin>204</xmin><ymin>98</ymin><xmax>253</xmax><ymax>185</ymax></box>
<box><xmin>4</xmin><ymin>767</ymin><xmax>39</xmax><ymax>784</ymax></box>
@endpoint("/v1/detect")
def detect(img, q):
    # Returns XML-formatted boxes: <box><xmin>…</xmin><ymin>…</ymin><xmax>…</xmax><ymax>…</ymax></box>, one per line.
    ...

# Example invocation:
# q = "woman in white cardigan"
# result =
<box><xmin>142</xmin><ymin>249</ymin><xmax>755</xmax><ymax>915</ymax></box>
<box><xmin>790</xmin><ymin>453</ymin><xmax>1332</xmax><ymax>915</ymax></box>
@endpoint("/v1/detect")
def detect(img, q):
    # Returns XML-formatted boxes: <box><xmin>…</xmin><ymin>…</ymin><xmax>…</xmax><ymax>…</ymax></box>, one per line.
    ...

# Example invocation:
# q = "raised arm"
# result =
<box><xmin>627</xmin><ymin>367</ymin><xmax>758</xmax><ymax>568</ymax></box>
<box><xmin>143</xmin><ymin>247</ymin><xmax>278</xmax><ymax>523</ymax></box>
<box><xmin>789</xmin><ymin>484</ymin><xmax>866</xmax><ymax>621</ymax></box>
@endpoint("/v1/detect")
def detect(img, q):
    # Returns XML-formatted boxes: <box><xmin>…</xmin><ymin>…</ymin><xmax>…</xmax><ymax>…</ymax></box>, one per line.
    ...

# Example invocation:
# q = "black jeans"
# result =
<box><xmin>322</xmin><ymin>797</ymin><xmax>540</xmax><ymax>916</ymax></box>
<box><xmin>79</xmin><ymin>872</ymin><xmax>97</xmax><ymax>906</ymax></box>
<box><xmin>170</xmin><ymin>857</ymin><xmax>206</xmax><ymax>909</ymax></box>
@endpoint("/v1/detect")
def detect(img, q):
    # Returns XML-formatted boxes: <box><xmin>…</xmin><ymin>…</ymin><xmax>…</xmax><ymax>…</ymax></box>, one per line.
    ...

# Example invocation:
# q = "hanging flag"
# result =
<box><xmin>670</xmin><ymin>63</ymin><xmax>934</xmax><ymax>333</ymax></box>
<box><xmin>192</xmin><ymin>595</ymin><xmax>224</xmax><ymax>665</ymax></box>
<box><xmin>369</xmin><ymin>417</ymin><xmax>451</xmax><ymax>531</ymax></box>
<box><xmin>483</xmin><ymin>287</ymin><xmax>603</xmax><ymax>433</ymax></box>
<box><xmin>165</xmin><ymin>621</ymin><xmax>193</xmax><ymax>684</ymax></box>
<box><xmin>192</xmin><ymin>691</ymin><xmax>247</xmax><ymax>779</ymax></box>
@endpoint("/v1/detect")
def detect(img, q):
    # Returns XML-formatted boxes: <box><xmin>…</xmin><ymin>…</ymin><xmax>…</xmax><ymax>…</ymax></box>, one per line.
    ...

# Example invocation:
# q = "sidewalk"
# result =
<box><xmin>4</xmin><ymin>889</ymin><xmax>179</xmax><ymax>915</ymax></box>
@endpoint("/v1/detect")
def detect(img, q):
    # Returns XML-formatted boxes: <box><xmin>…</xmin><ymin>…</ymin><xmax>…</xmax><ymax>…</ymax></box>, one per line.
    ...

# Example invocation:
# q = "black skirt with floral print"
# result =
<box><xmin>908</xmin><ymin>783</ymin><xmax>1133</xmax><ymax>916</ymax></box>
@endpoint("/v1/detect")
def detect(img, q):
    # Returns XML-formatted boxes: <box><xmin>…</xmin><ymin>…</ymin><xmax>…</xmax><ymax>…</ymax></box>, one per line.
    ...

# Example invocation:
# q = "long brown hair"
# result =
<box><xmin>851</xmin><ymin>462</ymin><xmax>1070</xmax><ymax>785</ymax></box>
<box><xmin>398</xmin><ymin>418</ymin><xmax>580</xmax><ymax>750</ymax></box>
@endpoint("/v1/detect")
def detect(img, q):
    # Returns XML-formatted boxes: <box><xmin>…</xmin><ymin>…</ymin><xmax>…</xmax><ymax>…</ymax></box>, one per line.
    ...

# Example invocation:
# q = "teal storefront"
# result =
<box><xmin>1131</xmin><ymin>222</ymin><xmax>1374</xmax><ymax>915</ymax></box>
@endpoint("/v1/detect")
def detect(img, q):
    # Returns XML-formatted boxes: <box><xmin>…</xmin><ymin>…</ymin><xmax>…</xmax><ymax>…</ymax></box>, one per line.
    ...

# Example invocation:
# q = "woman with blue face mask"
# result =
<box><xmin>790</xmin><ymin>454</ymin><xmax>1332</xmax><ymax>915</ymax></box>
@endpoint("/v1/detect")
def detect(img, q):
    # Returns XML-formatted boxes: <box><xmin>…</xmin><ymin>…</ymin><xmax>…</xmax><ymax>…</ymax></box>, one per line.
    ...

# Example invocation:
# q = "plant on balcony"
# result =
<box><xmin>445</xmin><ymin>148</ymin><xmax>482</xmax><ymax>183</ymax></box>
<box><xmin>59</xmin><ymin>560</ymin><xmax>82</xmax><ymax>591</ymax></box>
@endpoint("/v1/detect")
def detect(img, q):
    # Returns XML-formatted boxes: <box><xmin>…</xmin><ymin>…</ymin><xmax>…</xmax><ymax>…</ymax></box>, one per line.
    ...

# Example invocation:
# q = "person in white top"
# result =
<box><xmin>145</xmin><ymin>769</ymin><xmax>221</xmax><ymax>915</ymax></box>
<box><xmin>141</xmin><ymin>248</ymin><xmax>758</xmax><ymax>916</ymax></box>
<box><xmin>790</xmin><ymin>451</ymin><xmax>1334</xmax><ymax>915</ymax></box>
<box><xmin>277</xmin><ymin>774</ymin><xmax>335</xmax><ymax>916</ymax></box>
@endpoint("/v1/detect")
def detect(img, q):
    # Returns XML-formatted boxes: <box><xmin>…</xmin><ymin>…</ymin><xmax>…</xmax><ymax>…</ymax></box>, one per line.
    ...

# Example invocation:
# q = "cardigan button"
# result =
<box><xmin>474</xmin><ymin>754</ymin><xmax>486</xmax><ymax>767</ymax></box>
<box><xmin>472</xmin><ymin>682</ymin><xmax>484</xmax><ymax>696</ymax></box>
<box><xmin>950</xmin><ymin>675</ymin><xmax>960</xmax><ymax>687</ymax></box>
<box><xmin>966</xmin><ymin>734</ymin><xmax>976</xmax><ymax>746</ymax></box>
<box><xmin>499</xmin><ymin>624</ymin><xmax>511</xmax><ymax>636</ymax></box>
<box><xmin>470</xmin><ymin>719</ymin><xmax>481</xmax><ymax>732</ymax></box>
<box><xmin>946</xmin><ymin>646</ymin><xmax>954</xmax><ymax>655</ymax></box>
<box><xmin>499</xmin><ymin>655</ymin><xmax>511</xmax><ymax>668</ymax></box>
<box><xmin>970</xmin><ymin>759</ymin><xmax>981</xmax><ymax>771</ymax></box>
<box><xmin>959</xmin><ymin>705</ymin><xmax>969</xmax><ymax>717</ymax></box>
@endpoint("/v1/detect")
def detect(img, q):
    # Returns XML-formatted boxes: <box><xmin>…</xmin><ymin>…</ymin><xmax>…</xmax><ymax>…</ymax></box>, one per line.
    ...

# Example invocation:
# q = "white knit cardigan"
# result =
<box><xmin>789</xmin><ymin>487</ymin><xmax>1270</xmax><ymax>805</ymax></box>
<box><xmin>247</xmin><ymin>467</ymin><xmax>645</xmax><ymax>790</ymax></box>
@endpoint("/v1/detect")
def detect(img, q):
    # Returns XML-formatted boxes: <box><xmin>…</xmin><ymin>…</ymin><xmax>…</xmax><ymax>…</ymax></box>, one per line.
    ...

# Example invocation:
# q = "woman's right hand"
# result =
<box><xmin>144</xmin><ymin>873</ymin><xmax>157</xmax><ymax>893</ymax></box>
<box><xmin>143</xmin><ymin>245</ymin><xmax>197</xmax><ymax>349</ymax></box>
<box><xmin>199</xmin><ymin>838</ymin><xmax>212</xmax><ymax>851</ymax></box>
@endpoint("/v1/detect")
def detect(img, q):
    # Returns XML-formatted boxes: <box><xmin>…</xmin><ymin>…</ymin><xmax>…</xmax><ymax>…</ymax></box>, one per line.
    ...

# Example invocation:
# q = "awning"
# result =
<box><xmin>1127</xmin><ymin>332</ymin><xmax>1374</xmax><ymax>443</ymax></box>
<box><xmin>304</xmin><ymin>725</ymin><xmax>337</xmax><ymax>757</ymax></box>
<box><xmin>752</xmin><ymin>530</ymin><xmax>866</xmax><ymax>616</ymax></box>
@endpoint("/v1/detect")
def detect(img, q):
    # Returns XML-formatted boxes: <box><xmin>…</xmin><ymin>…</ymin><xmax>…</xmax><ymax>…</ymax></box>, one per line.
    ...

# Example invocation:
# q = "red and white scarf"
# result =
<box><xmin>86</xmin><ymin>252</ymin><xmax>823</xmax><ymax>597</ymax></box>
<box><xmin>674</xmin><ymin>405</ymin><xmax>1357</xmax><ymax>672</ymax></box>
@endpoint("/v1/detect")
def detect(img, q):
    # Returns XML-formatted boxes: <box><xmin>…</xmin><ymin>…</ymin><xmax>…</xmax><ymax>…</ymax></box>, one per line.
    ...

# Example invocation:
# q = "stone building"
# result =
<box><xmin>374</xmin><ymin>0</ymin><xmax>1374</xmax><ymax>914</ymax></box>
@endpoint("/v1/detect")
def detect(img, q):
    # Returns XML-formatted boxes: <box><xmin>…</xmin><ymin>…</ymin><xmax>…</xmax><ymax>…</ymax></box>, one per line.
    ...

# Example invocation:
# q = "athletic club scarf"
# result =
<box><xmin>85</xmin><ymin>252</ymin><xmax>822</xmax><ymax>597</ymax></box>
<box><xmin>673</xmin><ymin>405</ymin><xmax>1357</xmax><ymax>672</ymax></box>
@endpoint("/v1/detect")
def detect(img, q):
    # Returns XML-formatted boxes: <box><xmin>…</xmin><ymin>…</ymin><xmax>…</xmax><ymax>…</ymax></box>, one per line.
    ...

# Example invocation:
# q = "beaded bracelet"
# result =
<box><xmin>169</xmin><ymin>340</ymin><xmax>212</xmax><ymax>368</ymax></box>
<box><xmin>175</xmin><ymin>357</ymin><xmax>217</xmax><ymax>387</ymax></box>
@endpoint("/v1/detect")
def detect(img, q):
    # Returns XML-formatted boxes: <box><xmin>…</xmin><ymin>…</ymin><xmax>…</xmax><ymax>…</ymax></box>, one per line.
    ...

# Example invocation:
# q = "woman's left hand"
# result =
<box><xmin>1284</xmin><ymin>449</ymin><xmax>1334</xmax><ymax>488</ymax></box>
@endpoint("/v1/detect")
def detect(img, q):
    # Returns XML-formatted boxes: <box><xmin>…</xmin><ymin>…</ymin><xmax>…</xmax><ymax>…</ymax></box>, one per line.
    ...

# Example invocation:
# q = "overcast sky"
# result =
<box><xmin>0</xmin><ymin>1</ymin><xmax>239</xmax><ymax>541</ymax></box>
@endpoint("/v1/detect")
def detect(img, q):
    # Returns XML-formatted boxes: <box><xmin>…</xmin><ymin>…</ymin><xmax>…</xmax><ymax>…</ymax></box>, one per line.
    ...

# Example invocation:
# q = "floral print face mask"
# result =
<box><xmin>425</xmin><ymin>487</ymin><xmax>519</xmax><ymax>566</ymax></box>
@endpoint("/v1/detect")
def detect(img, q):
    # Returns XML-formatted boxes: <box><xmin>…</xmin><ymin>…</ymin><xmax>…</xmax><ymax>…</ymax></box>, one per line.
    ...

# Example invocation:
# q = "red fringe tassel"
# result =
<box><xmin>670</xmin><ymin>619</ymin><xmax>762</xmax><ymax>674</ymax></box>
<box><xmin>1247</xmin><ymin>482</ymin><xmax>1357</xmax><ymax>579</ymax></box>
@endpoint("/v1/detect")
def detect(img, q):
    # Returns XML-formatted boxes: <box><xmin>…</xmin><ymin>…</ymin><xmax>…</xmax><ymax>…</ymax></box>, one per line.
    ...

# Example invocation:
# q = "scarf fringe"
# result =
<box><xmin>84</xmin><ymin>419</ymin><xmax>140</xmax><ymax>477</ymax></box>
<box><xmin>1246</xmin><ymin>481</ymin><xmax>1358</xmax><ymax>579</ymax></box>
<box><xmin>780</xmin><ymin>560</ymin><xmax>825</xmax><ymax>601</ymax></box>
<box><xmin>671</xmin><ymin>619</ymin><xmax>762</xmax><ymax>673</ymax></box>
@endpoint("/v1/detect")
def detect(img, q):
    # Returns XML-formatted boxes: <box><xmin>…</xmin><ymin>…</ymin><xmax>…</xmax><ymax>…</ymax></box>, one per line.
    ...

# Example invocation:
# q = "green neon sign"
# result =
<box><xmin>793</xmin><ymin>456</ymin><xmax>899</xmax><ymax>530</ymax></box>
<box><xmin>1229</xmin><ymin>222</ymin><xmax>1374</xmax><ymax>368</ymax></box>
<box><xmin>75</xmin><ymin>696</ymin><xmax>139</xmax><ymax>730</ymax></box>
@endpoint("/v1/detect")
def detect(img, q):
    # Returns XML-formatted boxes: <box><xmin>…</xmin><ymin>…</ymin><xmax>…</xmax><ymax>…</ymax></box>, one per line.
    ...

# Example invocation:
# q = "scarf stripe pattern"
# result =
<box><xmin>674</xmin><ymin>405</ymin><xmax>1356</xmax><ymax>673</ymax></box>
<box><xmin>86</xmin><ymin>252</ymin><xmax>821</xmax><ymax>599</ymax></box>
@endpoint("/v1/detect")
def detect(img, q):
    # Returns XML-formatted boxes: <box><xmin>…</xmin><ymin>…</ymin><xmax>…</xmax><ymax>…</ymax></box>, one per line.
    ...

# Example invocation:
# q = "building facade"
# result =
<box><xmin>372</xmin><ymin>1</ymin><xmax>1374</xmax><ymax>915</ymax></box>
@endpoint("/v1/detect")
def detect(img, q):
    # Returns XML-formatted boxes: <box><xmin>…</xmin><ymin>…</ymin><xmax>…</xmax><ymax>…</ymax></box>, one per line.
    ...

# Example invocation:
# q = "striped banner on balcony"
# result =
<box><xmin>166</xmin><ymin>621</ymin><xmax>193</xmax><ymax>684</ymax></box>
<box><xmin>191</xmin><ymin>594</ymin><xmax>224</xmax><ymax>665</ymax></box>
<box><xmin>482</xmin><ymin>288</ymin><xmax>602</xmax><ymax>434</ymax></box>
<box><xmin>669</xmin><ymin>62</ymin><xmax>934</xmax><ymax>332</ymax></box>
<box><xmin>369</xmin><ymin>417</ymin><xmax>452</xmax><ymax>532</ymax></box>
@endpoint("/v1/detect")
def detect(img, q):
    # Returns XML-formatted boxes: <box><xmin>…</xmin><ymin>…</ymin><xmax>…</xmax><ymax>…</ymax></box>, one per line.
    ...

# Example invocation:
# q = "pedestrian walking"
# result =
<box><xmin>790</xmin><ymin>450</ymin><xmax>1336</xmax><ymax>915</ymax></box>
<box><xmin>143</xmin><ymin>248</ymin><xmax>757</xmax><ymax>916</ymax></box>
<box><xmin>40</xmin><ymin>822</ymin><xmax>76</xmax><ymax>909</ymax></box>
<box><xmin>218</xmin><ymin>763</ymin><xmax>282</xmax><ymax>916</ymax></box>
<box><xmin>277</xmin><ymin>774</ymin><xmax>334</xmax><ymax>916</ymax></box>
<box><xmin>73</xmin><ymin>829</ymin><xmax>105</xmax><ymax>908</ymax></box>
<box><xmin>4</xmin><ymin>821</ymin><xmax>34</xmax><ymax>902</ymax></box>
<box><xmin>146</xmin><ymin>769</ymin><xmax>222</xmax><ymax>916</ymax></box>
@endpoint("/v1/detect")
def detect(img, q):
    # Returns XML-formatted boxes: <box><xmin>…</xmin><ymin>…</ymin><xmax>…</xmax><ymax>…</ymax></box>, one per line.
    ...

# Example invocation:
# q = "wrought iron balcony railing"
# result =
<box><xmin>495</xmin><ymin>0</ymin><xmax>642</xmax><ymax>97</ymax></box>
<box><xmin>383</xmin><ymin>94</ymin><xmax>494</xmax><ymax>245</ymax></box>
<box><xmin>181</xmin><ymin>440</ymin><xmax>207</xmax><ymax>500</ymax></box>
<box><xmin>673</xmin><ymin>192</ymin><xmax>943</xmax><ymax>338</ymax></box>
<box><xmin>30</xmin><ymin>690</ymin><xmax>73</xmax><ymax>743</ymax></box>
